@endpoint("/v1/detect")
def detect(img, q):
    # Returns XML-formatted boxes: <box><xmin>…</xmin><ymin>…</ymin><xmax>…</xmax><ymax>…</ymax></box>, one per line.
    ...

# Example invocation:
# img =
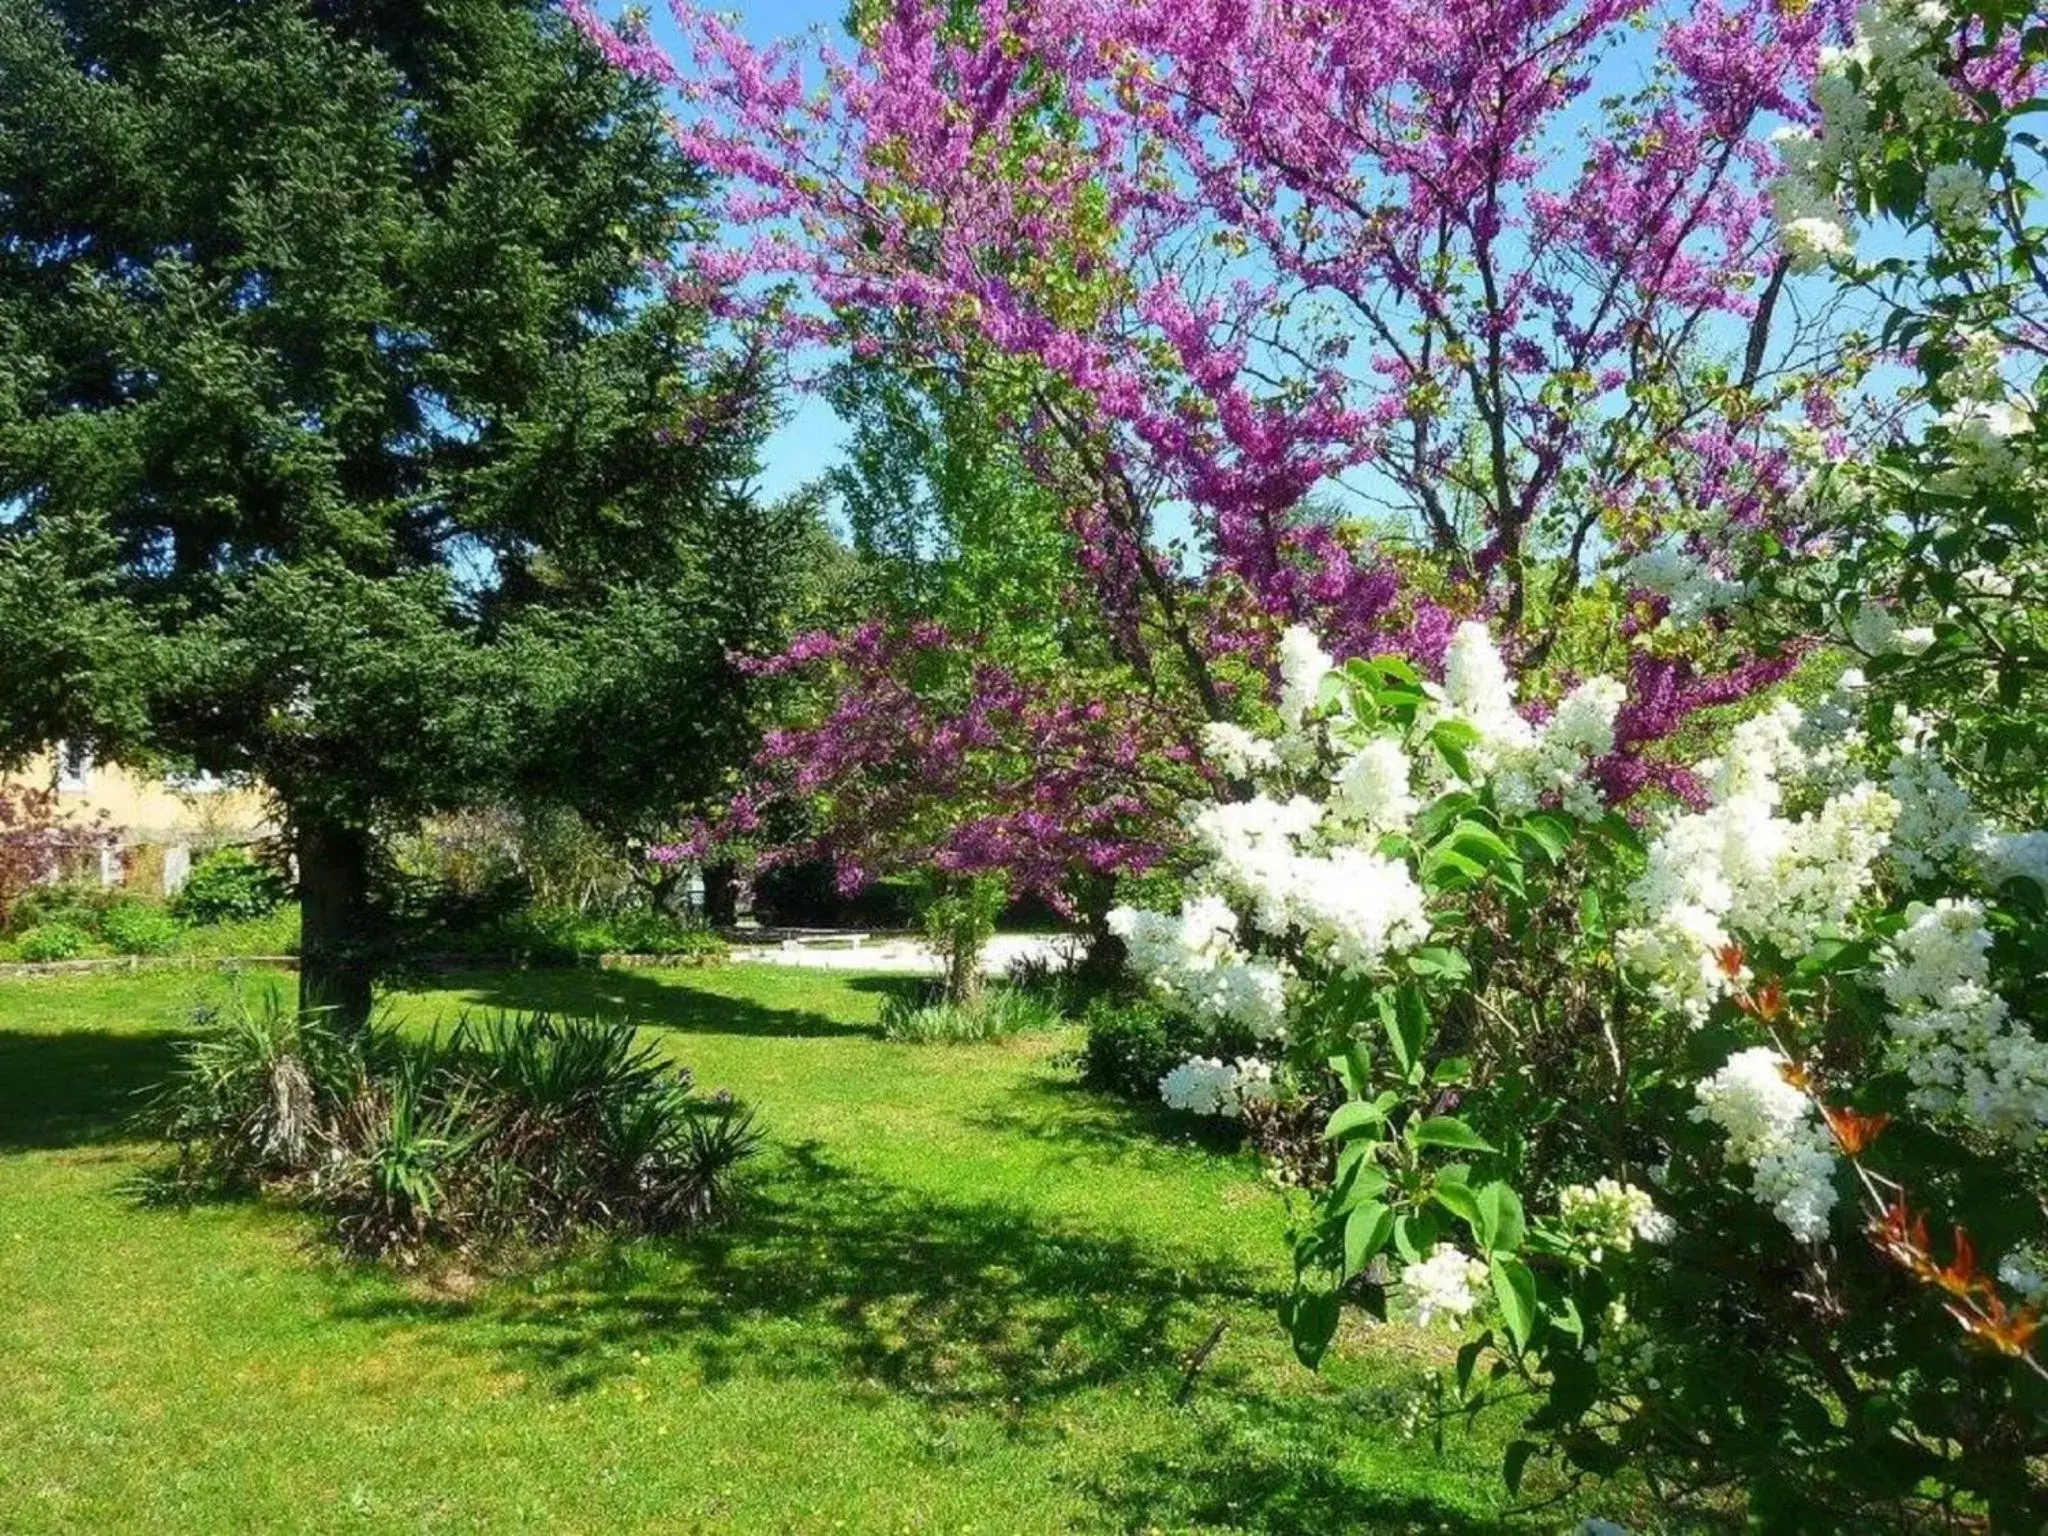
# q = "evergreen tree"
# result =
<box><xmin>0</xmin><ymin>0</ymin><xmax>776</xmax><ymax>1021</ymax></box>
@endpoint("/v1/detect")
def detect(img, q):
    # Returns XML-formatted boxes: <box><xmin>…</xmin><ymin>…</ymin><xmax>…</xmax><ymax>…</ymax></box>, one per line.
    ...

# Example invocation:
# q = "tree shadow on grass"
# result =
<box><xmin>400</xmin><ymin>965</ymin><xmax>886</xmax><ymax>1040</ymax></box>
<box><xmin>329</xmin><ymin>1141</ymin><xmax>1513</xmax><ymax>1533</ymax></box>
<box><xmin>335</xmin><ymin>1139</ymin><xmax>1259</xmax><ymax>1407</ymax></box>
<box><xmin>0</xmin><ymin>1028</ymin><xmax>180</xmax><ymax>1151</ymax></box>
<box><xmin>968</xmin><ymin>1072</ymin><xmax>1250</xmax><ymax>1167</ymax></box>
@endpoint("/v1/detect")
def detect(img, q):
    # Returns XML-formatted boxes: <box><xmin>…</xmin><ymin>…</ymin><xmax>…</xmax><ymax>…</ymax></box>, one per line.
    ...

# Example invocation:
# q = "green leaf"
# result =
<box><xmin>1516</xmin><ymin>811</ymin><xmax>1572</xmax><ymax>863</ymax></box>
<box><xmin>1433</xmin><ymin>1176</ymin><xmax>1482</xmax><ymax>1228</ymax></box>
<box><xmin>1407</xmin><ymin>945</ymin><xmax>1472</xmax><ymax>982</ymax></box>
<box><xmin>1455</xmin><ymin>1333</ymin><xmax>1490</xmax><ymax>1397</ymax></box>
<box><xmin>1503</xmin><ymin>1438</ymin><xmax>1538</xmax><ymax>1494</ymax></box>
<box><xmin>1392</xmin><ymin>1208</ymin><xmax>1440</xmax><ymax>1263</ymax></box>
<box><xmin>1447</xmin><ymin>820</ymin><xmax>1515</xmax><ymax>865</ymax></box>
<box><xmin>1423</xmin><ymin>846</ymin><xmax>1487</xmax><ymax>888</ymax></box>
<box><xmin>1428</xmin><ymin>1054</ymin><xmax>1473</xmax><ymax>1087</ymax></box>
<box><xmin>1280</xmin><ymin>1287</ymin><xmax>1342</xmax><ymax>1370</ymax></box>
<box><xmin>1370</xmin><ymin>653</ymin><xmax>1421</xmax><ymax>686</ymax></box>
<box><xmin>1407</xmin><ymin>1115</ymin><xmax>1495</xmax><ymax>1153</ymax></box>
<box><xmin>1343</xmin><ymin>1201</ymin><xmax>1395</xmax><ymax>1278</ymax></box>
<box><xmin>1324</xmin><ymin>1099</ymin><xmax>1388</xmax><ymax>1142</ymax></box>
<box><xmin>1577</xmin><ymin>887</ymin><xmax>1604</xmax><ymax>937</ymax></box>
<box><xmin>1328</xmin><ymin>1045</ymin><xmax>1370</xmax><ymax>1098</ymax></box>
<box><xmin>1595</xmin><ymin>811</ymin><xmax>1644</xmax><ymax>857</ymax></box>
<box><xmin>1379</xmin><ymin>986</ymin><xmax>1428</xmax><ymax>1078</ymax></box>
<box><xmin>1431</xmin><ymin>720</ymin><xmax>1481</xmax><ymax>783</ymax></box>
<box><xmin>1490</xmin><ymin>1255</ymin><xmax>1537</xmax><ymax>1351</ymax></box>
<box><xmin>1333</xmin><ymin>1140</ymin><xmax>1387</xmax><ymax>1199</ymax></box>
<box><xmin>1474</xmin><ymin>1182</ymin><xmax>1525</xmax><ymax>1254</ymax></box>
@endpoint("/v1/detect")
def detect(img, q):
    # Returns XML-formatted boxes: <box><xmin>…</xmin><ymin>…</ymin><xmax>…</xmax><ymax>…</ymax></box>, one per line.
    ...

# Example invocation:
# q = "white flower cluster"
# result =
<box><xmin>1999</xmin><ymin>1242</ymin><xmax>2048</xmax><ymax>1304</ymax></box>
<box><xmin>1277</xmin><ymin>623</ymin><xmax>1334</xmax><ymax>727</ymax></box>
<box><xmin>1691</xmin><ymin>1047</ymin><xmax>1841</xmax><ymax>1243</ymax></box>
<box><xmin>1880</xmin><ymin>899</ymin><xmax>2048</xmax><ymax>1145</ymax></box>
<box><xmin>1200</xmin><ymin>721</ymin><xmax>1278</xmax><ymax>779</ymax></box>
<box><xmin>1557</xmin><ymin>1179</ymin><xmax>1675</xmax><ymax>1255</ymax></box>
<box><xmin>1158</xmin><ymin>1054</ymin><xmax>1275</xmax><ymax>1119</ymax></box>
<box><xmin>1105</xmin><ymin>898</ymin><xmax>1290</xmax><ymax>1039</ymax></box>
<box><xmin>1438</xmin><ymin>622</ymin><xmax>1624</xmax><ymax>818</ymax></box>
<box><xmin>1619</xmin><ymin>702</ymin><xmax>1899</xmax><ymax>1019</ymax></box>
<box><xmin>1124</xmin><ymin>623</ymin><xmax>1630</xmax><ymax>1046</ymax></box>
<box><xmin>1178</xmin><ymin>792</ymin><xmax>1433</xmax><ymax>980</ymax></box>
<box><xmin>1769</xmin><ymin>0</ymin><xmax>1960</xmax><ymax>270</ymax></box>
<box><xmin>1934</xmin><ymin>399</ymin><xmax>2034</xmax><ymax>490</ymax></box>
<box><xmin>1847</xmin><ymin>604</ymin><xmax>1936</xmax><ymax>660</ymax></box>
<box><xmin>1327</xmin><ymin>735</ymin><xmax>1420</xmax><ymax>834</ymax></box>
<box><xmin>1885</xmin><ymin>708</ymin><xmax>2048</xmax><ymax>897</ymax></box>
<box><xmin>1403</xmin><ymin>1242</ymin><xmax>1489</xmax><ymax>1327</ymax></box>
<box><xmin>1791</xmin><ymin>667</ymin><xmax>1870</xmax><ymax>793</ymax></box>
<box><xmin>1624</xmin><ymin>542</ymin><xmax>1749</xmax><ymax>629</ymax></box>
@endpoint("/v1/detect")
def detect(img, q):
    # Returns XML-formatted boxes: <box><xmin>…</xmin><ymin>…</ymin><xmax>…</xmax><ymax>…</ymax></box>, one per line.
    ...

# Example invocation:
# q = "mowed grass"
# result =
<box><xmin>0</xmin><ymin>963</ymin><xmax>1559</xmax><ymax>1534</ymax></box>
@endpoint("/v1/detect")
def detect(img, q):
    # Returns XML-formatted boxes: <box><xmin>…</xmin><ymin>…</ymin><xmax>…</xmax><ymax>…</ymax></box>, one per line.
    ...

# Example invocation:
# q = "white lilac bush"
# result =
<box><xmin>1107</xmin><ymin>612</ymin><xmax>2048</xmax><ymax>1522</ymax></box>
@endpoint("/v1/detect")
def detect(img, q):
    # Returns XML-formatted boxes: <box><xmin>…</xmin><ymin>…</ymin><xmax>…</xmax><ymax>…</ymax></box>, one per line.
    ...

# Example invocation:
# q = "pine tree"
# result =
<box><xmin>0</xmin><ymin>0</ymin><xmax>776</xmax><ymax>1021</ymax></box>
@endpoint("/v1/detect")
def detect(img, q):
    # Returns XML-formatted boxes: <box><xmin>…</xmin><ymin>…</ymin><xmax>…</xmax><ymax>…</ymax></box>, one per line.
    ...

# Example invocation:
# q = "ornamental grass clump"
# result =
<box><xmin>145</xmin><ymin>988</ymin><xmax>759</xmax><ymax>1263</ymax></box>
<box><xmin>878</xmin><ymin>982</ymin><xmax>1062</xmax><ymax>1044</ymax></box>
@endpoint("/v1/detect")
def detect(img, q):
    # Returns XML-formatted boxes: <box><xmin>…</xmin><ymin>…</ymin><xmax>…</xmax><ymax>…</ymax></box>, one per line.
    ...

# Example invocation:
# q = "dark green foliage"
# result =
<box><xmin>171</xmin><ymin>848</ymin><xmax>286</xmax><ymax>926</ymax></box>
<box><xmin>144</xmin><ymin>989</ymin><xmax>759</xmax><ymax>1260</ymax></box>
<box><xmin>1079</xmin><ymin>994</ymin><xmax>1206</xmax><ymax>1101</ymax></box>
<box><xmin>429</xmin><ymin>905</ymin><xmax>728</xmax><ymax>966</ymax></box>
<box><xmin>6</xmin><ymin>880</ymin><xmax>119</xmax><ymax>935</ymax></box>
<box><xmin>15</xmin><ymin>920</ymin><xmax>89</xmax><ymax>962</ymax></box>
<box><xmin>99</xmin><ymin>900</ymin><xmax>180</xmax><ymax>955</ymax></box>
<box><xmin>0</xmin><ymin>0</ymin><xmax>793</xmax><ymax>1022</ymax></box>
<box><xmin>146</xmin><ymin>987</ymin><xmax>378</xmax><ymax>1191</ymax></box>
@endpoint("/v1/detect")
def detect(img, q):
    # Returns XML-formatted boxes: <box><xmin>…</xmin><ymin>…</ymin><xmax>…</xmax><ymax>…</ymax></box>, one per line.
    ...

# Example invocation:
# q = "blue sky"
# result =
<box><xmin>647</xmin><ymin>1</ymin><xmax>854</xmax><ymax>503</ymax></box>
<box><xmin>651</xmin><ymin>4</ymin><xmax>1874</xmax><ymax>536</ymax></box>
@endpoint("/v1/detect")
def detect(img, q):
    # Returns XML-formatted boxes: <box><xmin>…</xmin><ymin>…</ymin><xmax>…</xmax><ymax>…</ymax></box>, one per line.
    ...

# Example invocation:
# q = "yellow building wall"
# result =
<box><xmin>8</xmin><ymin>749</ymin><xmax>275</xmax><ymax>891</ymax></box>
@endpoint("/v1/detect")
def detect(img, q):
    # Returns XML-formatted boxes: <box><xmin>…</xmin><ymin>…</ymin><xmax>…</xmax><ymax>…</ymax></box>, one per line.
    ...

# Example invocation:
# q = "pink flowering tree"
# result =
<box><xmin>573</xmin><ymin>0</ymin><xmax>1874</xmax><ymax>924</ymax></box>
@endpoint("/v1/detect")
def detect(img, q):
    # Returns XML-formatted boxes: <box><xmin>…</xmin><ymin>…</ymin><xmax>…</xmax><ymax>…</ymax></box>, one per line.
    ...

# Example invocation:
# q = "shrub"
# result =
<box><xmin>438</xmin><ymin>905</ymin><xmax>727</xmax><ymax>967</ymax></box>
<box><xmin>147</xmin><ymin>987</ymin><xmax>374</xmax><ymax>1192</ymax></box>
<box><xmin>145</xmin><ymin>991</ymin><xmax>759</xmax><ymax>1261</ymax></box>
<box><xmin>879</xmin><ymin>983</ymin><xmax>1062</xmax><ymax>1044</ymax></box>
<box><xmin>599</xmin><ymin>909</ymin><xmax>726</xmax><ymax>960</ymax></box>
<box><xmin>172</xmin><ymin>848</ymin><xmax>287</xmax><ymax>926</ymax></box>
<box><xmin>15</xmin><ymin>921</ymin><xmax>91</xmax><ymax>962</ymax></box>
<box><xmin>170</xmin><ymin>906</ymin><xmax>300</xmax><ymax>958</ymax></box>
<box><xmin>8</xmin><ymin>880</ymin><xmax>116</xmax><ymax>936</ymax></box>
<box><xmin>1079</xmin><ymin>993</ymin><xmax>1235</xmax><ymax>1102</ymax></box>
<box><xmin>101</xmin><ymin>901</ymin><xmax>180</xmax><ymax>956</ymax></box>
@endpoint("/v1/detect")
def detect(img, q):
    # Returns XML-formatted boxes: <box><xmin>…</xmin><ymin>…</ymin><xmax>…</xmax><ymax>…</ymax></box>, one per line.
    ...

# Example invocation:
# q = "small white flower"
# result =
<box><xmin>1924</xmin><ymin>162</ymin><xmax>1991</xmax><ymax>229</ymax></box>
<box><xmin>1404</xmin><ymin>1243</ymin><xmax>1489</xmax><ymax>1327</ymax></box>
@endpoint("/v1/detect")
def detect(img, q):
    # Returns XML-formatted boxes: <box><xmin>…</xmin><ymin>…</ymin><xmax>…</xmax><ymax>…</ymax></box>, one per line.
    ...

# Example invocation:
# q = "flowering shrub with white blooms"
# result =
<box><xmin>1617</xmin><ymin>697</ymin><xmax>1899</xmax><ymax>1022</ymax></box>
<box><xmin>1113</xmin><ymin>620</ymin><xmax>1618</xmax><ymax>1116</ymax></box>
<box><xmin>1096</xmin><ymin>6</ymin><xmax>2048</xmax><ymax>1517</ymax></box>
<box><xmin>1556</xmin><ymin>1180</ymin><xmax>1674</xmax><ymax>1256</ymax></box>
<box><xmin>1881</xmin><ymin>898</ymin><xmax>2048</xmax><ymax>1143</ymax></box>
<box><xmin>1404</xmin><ymin>1243</ymin><xmax>1490</xmax><ymax>1327</ymax></box>
<box><xmin>1157</xmin><ymin>1055</ymin><xmax>1275</xmax><ymax>1119</ymax></box>
<box><xmin>1140</xmin><ymin>562</ymin><xmax>2048</xmax><ymax>1516</ymax></box>
<box><xmin>1624</xmin><ymin>542</ymin><xmax>1749</xmax><ymax>630</ymax></box>
<box><xmin>1691</xmin><ymin>1048</ymin><xmax>1841</xmax><ymax>1243</ymax></box>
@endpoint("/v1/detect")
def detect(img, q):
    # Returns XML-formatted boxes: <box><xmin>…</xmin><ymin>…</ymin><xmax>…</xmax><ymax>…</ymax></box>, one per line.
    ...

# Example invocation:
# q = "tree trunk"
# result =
<box><xmin>297</xmin><ymin>817</ymin><xmax>374</xmax><ymax>1030</ymax></box>
<box><xmin>702</xmin><ymin>859</ymin><xmax>740</xmax><ymax>927</ymax></box>
<box><xmin>943</xmin><ymin>931</ymin><xmax>985</xmax><ymax>1008</ymax></box>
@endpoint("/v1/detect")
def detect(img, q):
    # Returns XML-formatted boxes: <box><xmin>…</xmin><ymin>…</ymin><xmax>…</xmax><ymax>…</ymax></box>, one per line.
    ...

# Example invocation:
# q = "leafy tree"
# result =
<box><xmin>0</xmin><ymin>0</ymin><xmax>770</xmax><ymax>1022</ymax></box>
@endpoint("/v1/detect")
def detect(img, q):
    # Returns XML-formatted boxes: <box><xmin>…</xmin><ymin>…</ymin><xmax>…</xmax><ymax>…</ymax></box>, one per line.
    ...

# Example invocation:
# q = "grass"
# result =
<box><xmin>0</xmin><ymin>963</ymin><xmax>1585</xmax><ymax>1534</ymax></box>
<box><xmin>0</xmin><ymin>907</ymin><xmax>300</xmax><ymax>963</ymax></box>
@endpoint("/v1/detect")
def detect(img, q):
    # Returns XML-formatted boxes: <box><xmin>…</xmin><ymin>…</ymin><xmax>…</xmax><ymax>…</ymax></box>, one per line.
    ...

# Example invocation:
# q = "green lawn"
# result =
<box><xmin>0</xmin><ymin>963</ymin><xmax>1565</xmax><ymax>1534</ymax></box>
